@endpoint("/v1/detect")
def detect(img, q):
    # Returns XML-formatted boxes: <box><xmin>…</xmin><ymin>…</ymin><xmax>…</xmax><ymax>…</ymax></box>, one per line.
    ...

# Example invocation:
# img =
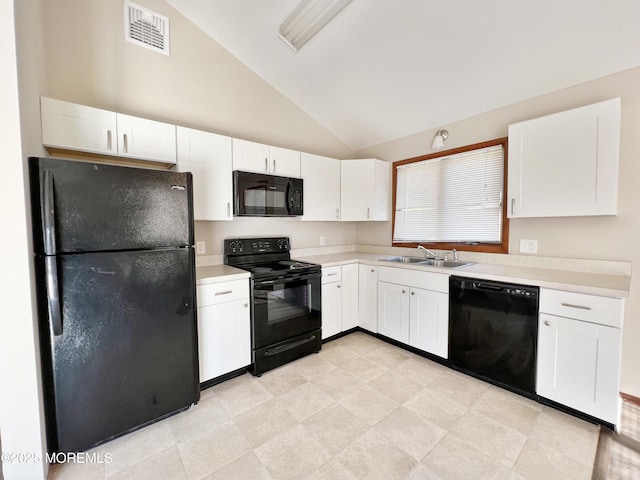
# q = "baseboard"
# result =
<box><xmin>621</xmin><ymin>392</ymin><xmax>640</xmax><ymax>407</ymax></box>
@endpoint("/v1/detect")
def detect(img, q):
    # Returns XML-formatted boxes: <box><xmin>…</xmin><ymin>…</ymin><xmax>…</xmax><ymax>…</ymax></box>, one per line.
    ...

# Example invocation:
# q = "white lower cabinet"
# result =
<box><xmin>377</xmin><ymin>266</ymin><xmax>449</xmax><ymax>358</ymax></box>
<box><xmin>378</xmin><ymin>281</ymin><xmax>410</xmax><ymax>343</ymax></box>
<box><xmin>409</xmin><ymin>287</ymin><xmax>448</xmax><ymax>359</ymax></box>
<box><xmin>537</xmin><ymin>289</ymin><xmax>623</xmax><ymax>424</ymax></box>
<box><xmin>341</xmin><ymin>264</ymin><xmax>359</xmax><ymax>330</ymax></box>
<box><xmin>197</xmin><ymin>279</ymin><xmax>250</xmax><ymax>383</ymax></box>
<box><xmin>322</xmin><ymin>264</ymin><xmax>358</xmax><ymax>339</ymax></box>
<box><xmin>358</xmin><ymin>265</ymin><xmax>378</xmax><ymax>333</ymax></box>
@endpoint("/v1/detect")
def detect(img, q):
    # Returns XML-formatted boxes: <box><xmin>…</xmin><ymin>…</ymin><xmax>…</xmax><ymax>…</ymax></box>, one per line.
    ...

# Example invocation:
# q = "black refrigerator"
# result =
<box><xmin>29</xmin><ymin>157</ymin><xmax>199</xmax><ymax>453</ymax></box>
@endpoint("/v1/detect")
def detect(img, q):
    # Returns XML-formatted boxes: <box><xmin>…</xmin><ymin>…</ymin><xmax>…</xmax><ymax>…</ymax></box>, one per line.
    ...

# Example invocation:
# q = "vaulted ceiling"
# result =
<box><xmin>166</xmin><ymin>0</ymin><xmax>640</xmax><ymax>150</ymax></box>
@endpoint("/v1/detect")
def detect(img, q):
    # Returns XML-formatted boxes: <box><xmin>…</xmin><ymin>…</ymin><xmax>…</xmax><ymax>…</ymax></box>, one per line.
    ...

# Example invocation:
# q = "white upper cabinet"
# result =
<box><xmin>41</xmin><ymin>97</ymin><xmax>117</xmax><ymax>156</ymax></box>
<box><xmin>176</xmin><ymin>126</ymin><xmax>233</xmax><ymax>221</ymax></box>
<box><xmin>300</xmin><ymin>152</ymin><xmax>341</xmax><ymax>221</ymax></box>
<box><xmin>115</xmin><ymin>113</ymin><xmax>177</xmax><ymax>164</ymax></box>
<box><xmin>340</xmin><ymin>159</ymin><xmax>390</xmax><ymax>221</ymax></box>
<box><xmin>508</xmin><ymin>98</ymin><xmax>621</xmax><ymax>218</ymax></box>
<box><xmin>41</xmin><ymin>97</ymin><xmax>177</xmax><ymax>164</ymax></box>
<box><xmin>232</xmin><ymin>138</ymin><xmax>301</xmax><ymax>177</ymax></box>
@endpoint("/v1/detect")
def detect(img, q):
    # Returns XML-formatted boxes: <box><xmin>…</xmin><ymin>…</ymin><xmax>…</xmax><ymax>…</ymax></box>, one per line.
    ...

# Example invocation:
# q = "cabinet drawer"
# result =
<box><xmin>539</xmin><ymin>289</ymin><xmax>623</xmax><ymax>328</ymax></box>
<box><xmin>322</xmin><ymin>266</ymin><xmax>342</xmax><ymax>284</ymax></box>
<box><xmin>197</xmin><ymin>279</ymin><xmax>249</xmax><ymax>308</ymax></box>
<box><xmin>378</xmin><ymin>266</ymin><xmax>448</xmax><ymax>293</ymax></box>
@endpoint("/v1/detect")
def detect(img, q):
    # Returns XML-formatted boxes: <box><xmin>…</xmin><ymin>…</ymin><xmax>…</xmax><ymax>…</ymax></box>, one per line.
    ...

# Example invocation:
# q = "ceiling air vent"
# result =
<box><xmin>124</xmin><ymin>1</ymin><xmax>170</xmax><ymax>55</ymax></box>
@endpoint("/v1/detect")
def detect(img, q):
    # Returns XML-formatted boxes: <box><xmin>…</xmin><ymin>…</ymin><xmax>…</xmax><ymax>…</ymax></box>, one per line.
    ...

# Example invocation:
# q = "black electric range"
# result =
<box><xmin>224</xmin><ymin>237</ymin><xmax>322</xmax><ymax>375</ymax></box>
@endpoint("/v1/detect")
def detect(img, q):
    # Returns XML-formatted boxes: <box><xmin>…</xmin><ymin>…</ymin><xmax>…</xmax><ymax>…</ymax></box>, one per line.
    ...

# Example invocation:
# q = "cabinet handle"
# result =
<box><xmin>264</xmin><ymin>158</ymin><xmax>268</xmax><ymax>172</ymax></box>
<box><xmin>411</xmin><ymin>291</ymin><xmax>415</xmax><ymax>295</ymax></box>
<box><xmin>327</xmin><ymin>272</ymin><xmax>338</xmax><ymax>277</ymax></box>
<box><xmin>243</xmin><ymin>303</ymin><xmax>248</xmax><ymax>308</ymax></box>
<box><xmin>402</xmin><ymin>289</ymin><xmax>406</xmax><ymax>294</ymax></box>
<box><xmin>107</xmin><ymin>130</ymin><xmax>112</xmax><ymax>150</ymax></box>
<box><xmin>337</xmin><ymin>285</ymin><xmax>341</xmax><ymax>289</ymax></box>
<box><xmin>511</xmin><ymin>198</ymin><xmax>515</xmax><ymax>216</ymax></box>
<box><xmin>227</xmin><ymin>202</ymin><xmax>231</xmax><ymax>218</ymax></box>
<box><xmin>336</xmin><ymin>208</ymin><xmax>339</xmax><ymax>219</ymax></box>
<box><xmin>273</xmin><ymin>159</ymin><xmax>276</xmax><ymax>172</ymax></box>
<box><xmin>544</xmin><ymin>320</ymin><xmax>551</xmax><ymax>326</ymax></box>
<box><xmin>370</xmin><ymin>269</ymin><xmax>374</xmax><ymax>273</ymax></box>
<box><xmin>214</xmin><ymin>290</ymin><xmax>233</xmax><ymax>296</ymax></box>
<box><xmin>561</xmin><ymin>302</ymin><xmax>592</xmax><ymax>311</ymax></box>
<box><xmin>123</xmin><ymin>133</ymin><xmax>128</xmax><ymax>153</ymax></box>
<box><xmin>367</xmin><ymin>207</ymin><xmax>371</xmax><ymax>219</ymax></box>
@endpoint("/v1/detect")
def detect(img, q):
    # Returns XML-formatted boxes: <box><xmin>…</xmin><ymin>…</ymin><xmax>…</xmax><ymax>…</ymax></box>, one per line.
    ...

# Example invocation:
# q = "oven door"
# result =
<box><xmin>252</xmin><ymin>271</ymin><xmax>321</xmax><ymax>349</ymax></box>
<box><xmin>234</xmin><ymin>171</ymin><xmax>295</xmax><ymax>216</ymax></box>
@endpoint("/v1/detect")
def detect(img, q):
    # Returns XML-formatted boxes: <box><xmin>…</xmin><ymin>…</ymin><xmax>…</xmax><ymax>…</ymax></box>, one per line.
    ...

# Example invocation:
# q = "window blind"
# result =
<box><xmin>394</xmin><ymin>145</ymin><xmax>504</xmax><ymax>244</ymax></box>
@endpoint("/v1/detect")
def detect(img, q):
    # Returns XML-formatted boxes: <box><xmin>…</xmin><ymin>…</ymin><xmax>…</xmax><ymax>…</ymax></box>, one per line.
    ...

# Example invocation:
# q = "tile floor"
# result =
<box><xmin>48</xmin><ymin>332</ymin><xmax>601</xmax><ymax>480</ymax></box>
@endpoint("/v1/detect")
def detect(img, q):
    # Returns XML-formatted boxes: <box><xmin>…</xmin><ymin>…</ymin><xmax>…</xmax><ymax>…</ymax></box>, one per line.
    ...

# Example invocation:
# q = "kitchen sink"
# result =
<box><xmin>378</xmin><ymin>256</ymin><xmax>427</xmax><ymax>264</ymax></box>
<box><xmin>379</xmin><ymin>256</ymin><xmax>475</xmax><ymax>269</ymax></box>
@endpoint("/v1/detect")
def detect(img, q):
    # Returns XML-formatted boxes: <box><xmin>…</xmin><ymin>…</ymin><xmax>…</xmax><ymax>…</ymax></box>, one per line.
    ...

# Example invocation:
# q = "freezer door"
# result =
<box><xmin>30</xmin><ymin>157</ymin><xmax>193</xmax><ymax>253</ymax></box>
<box><xmin>39</xmin><ymin>249</ymin><xmax>198</xmax><ymax>453</ymax></box>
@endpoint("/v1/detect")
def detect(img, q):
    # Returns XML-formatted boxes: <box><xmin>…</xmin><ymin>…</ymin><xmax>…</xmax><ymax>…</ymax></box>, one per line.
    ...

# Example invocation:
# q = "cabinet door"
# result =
<box><xmin>116</xmin><ymin>113</ymin><xmax>177</xmax><ymax>163</ymax></box>
<box><xmin>341</xmin><ymin>159</ymin><xmax>373</xmax><ymax>221</ymax></box>
<box><xmin>41</xmin><ymin>97</ymin><xmax>117</xmax><ymax>155</ymax></box>
<box><xmin>300</xmin><ymin>153</ymin><xmax>341</xmax><ymax>221</ymax></box>
<box><xmin>232</xmin><ymin>138</ymin><xmax>270</xmax><ymax>174</ymax></box>
<box><xmin>409</xmin><ymin>287</ymin><xmax>448</xmax><ymax>358</ymax></box>
<box><xmin>508</xmin><ymin>98</ymin><xmax>620</xmax><ymax>218</ymax></box>
<box><xmin>177</xmin><ymin>127</ymin><xmax>233</xmax><ymax>221</ymax></box>
<box><xmin>341</xmin><ymin>159</ymin><xmax>389</xmax><ymax>221</ymax></box>
<box><xmin>341</xmin><ymin>264</ymin><xmax>359</xmax><ymax>331</ymax></box>
<box><xmin>270</xmin><ymin>146</ymin><xmax>301</xmax><ymax>178</ymax></box>
<box><xmin>198</xmin><ymin>298</ymin><xmax>250</xmax><ymax>382</ymax></box>
<box><xmin>322</xmin><ymin>281</ymin><xmax>342</xmax><ymax>339</ymax></box>
<box><xmin>537</xmin><ymin>313</ymin><xmax>621</xmax><ymax>423</ymax></box>
<box><xmin>372</xmin><ymin>159</ymin><xmax>390</xmax><ymax>221</ymax></box>
<box><xmin>377</xmin><ymin>281</ymin><xmax>410</xmax><ymax>343</ymax></box>
<box><xmin>358</xmin><ymin>265</ymin><xmax>378</xmax><ymax>333</ymax></box>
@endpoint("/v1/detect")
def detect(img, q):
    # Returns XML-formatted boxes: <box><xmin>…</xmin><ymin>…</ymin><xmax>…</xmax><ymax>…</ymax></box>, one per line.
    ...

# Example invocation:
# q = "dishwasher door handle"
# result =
<box><xmin>472</xmin><ymin>282</ymin><xmax>504</xmax><ymax>292</ymax></box>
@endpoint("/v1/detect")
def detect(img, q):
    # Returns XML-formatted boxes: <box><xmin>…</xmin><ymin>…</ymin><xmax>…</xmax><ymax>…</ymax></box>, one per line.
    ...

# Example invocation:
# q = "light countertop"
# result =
<box><xmin>196</xmin><ymin>264</ymin><xmax>250</xmax><ymax>286</ymax></box>
<box><xmin>195</xmin><ymin>251</ymin><xmax>630</xmax><ymax>298</ymax></box>
<box><xmin>293</xmin><ymin>252</ymin><xmax>631</xmax><ymax>298</ymax></box>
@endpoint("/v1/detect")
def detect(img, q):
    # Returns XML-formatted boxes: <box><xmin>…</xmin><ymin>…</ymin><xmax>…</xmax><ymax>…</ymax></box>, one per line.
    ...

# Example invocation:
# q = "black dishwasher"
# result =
<box><xmin>449</xmin><ymin>276</ymin><xmax>539</xmax><ymax>397</ymax></box>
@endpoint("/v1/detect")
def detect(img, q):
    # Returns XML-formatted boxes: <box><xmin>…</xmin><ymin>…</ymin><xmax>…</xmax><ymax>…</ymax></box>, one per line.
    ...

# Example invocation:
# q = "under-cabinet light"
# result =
<box><xmin>278</xmin><ymin>0</ymin><xmax>352</xmax><ymax>52</ymax></box>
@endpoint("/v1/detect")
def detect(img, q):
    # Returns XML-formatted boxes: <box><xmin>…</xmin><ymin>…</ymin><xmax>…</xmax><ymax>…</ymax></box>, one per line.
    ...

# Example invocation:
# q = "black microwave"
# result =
<box><xmin>233</xmin><ymin>171</ymin><xmax>303</xmax><ymax>217</ymax></box>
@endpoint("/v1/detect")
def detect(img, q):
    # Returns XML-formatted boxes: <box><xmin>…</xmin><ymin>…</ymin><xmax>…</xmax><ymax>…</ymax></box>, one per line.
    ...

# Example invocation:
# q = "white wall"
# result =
<box><xmin>357</xmin><ymin>66</ymin><xmax>640</xmax><ymax>397</ymax></box>
<box><xmin>0</xmin><ymin>0</ymin><xmax>47</xmax><ymax>478</ymax></box>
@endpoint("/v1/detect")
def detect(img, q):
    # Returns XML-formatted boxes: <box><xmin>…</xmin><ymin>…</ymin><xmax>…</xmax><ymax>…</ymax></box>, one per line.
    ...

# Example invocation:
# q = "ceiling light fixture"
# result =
<box><xmin>431</xmin><ymin>129</ymin><xmax>449</xmax><ymax>149</ymax></box>
<box><xmin>278</xmin><ymin>0</ymin><xmax>352</xmax><ymax>52</ymax></box>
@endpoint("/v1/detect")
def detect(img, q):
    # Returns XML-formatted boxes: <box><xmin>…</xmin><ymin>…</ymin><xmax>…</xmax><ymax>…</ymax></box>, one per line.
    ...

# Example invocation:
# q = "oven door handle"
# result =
<box><xmin>254</xmin><ymin>272</ymin><xmax>321</xmax><ymax>286</ymax></box>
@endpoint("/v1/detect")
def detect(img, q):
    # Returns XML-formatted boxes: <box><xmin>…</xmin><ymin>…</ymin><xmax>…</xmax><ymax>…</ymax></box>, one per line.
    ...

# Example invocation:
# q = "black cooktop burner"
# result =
<box><xmin>224</xmin><ymin>237</ymin><xmax>320</xmax><ymax>278</ymax></box>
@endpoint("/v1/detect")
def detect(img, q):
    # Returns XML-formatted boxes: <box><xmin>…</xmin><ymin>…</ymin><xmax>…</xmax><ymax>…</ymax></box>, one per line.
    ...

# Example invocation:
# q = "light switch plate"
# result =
<box><xmin>520</xmin><ymin>239</ymin><xmax>538</xmax><ymax>254</ymax></box>
<box><xmin>196</xmin><ymin>241</ymin><xmax>206</xmax><ymax>254</ymax></box>
<box><xmin>319</xmin><ymin>236</ymin><xmax>325</xmax><ymax>246</ymax></box>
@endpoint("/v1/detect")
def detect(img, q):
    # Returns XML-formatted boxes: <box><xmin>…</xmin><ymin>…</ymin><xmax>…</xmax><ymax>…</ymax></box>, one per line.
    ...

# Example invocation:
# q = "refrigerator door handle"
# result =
<box><xmin>45</xmin><ymin>255</ymin><xmax>63</xmax><ymax>336</ymax></box>
<box><xmin>41</xmin><ymin>169</ymin><xmax>57</xmax><ymax>255</ymax></box>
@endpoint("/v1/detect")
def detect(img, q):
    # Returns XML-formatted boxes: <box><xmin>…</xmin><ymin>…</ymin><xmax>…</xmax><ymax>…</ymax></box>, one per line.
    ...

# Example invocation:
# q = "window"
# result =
<box><xmin>392</xmin><ymin>138</ymin><xmax>509</xmax><ymax>254</ymax></box>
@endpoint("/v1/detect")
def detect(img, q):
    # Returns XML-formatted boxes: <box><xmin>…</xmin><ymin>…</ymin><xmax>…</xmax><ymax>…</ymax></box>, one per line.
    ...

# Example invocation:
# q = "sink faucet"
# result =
<box><xmin>417</xmin><ymin>245</ymin><xmax>438</xmax><ymax>259</ymax></box>
<box><xmin>444</xmin><ymin>249</ymin><xmax>458</xmax><ymax>261</ymax></box>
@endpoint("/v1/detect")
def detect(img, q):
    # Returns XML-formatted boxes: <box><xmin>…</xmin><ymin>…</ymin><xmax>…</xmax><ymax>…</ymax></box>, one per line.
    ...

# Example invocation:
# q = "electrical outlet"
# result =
<box><xmin>519</xmin><ymin>239</ymin><xmax>538</xmax><ymax>254</ymax></box>
<box><xmin>319</xmin><ymin>236</ymin><xmax>326</xmax><ymax>246</ymax></box>
<box><xmin>196</xmin><ymin>241</ymin><xmax>206</xmax><ymax>254</ymax></box>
